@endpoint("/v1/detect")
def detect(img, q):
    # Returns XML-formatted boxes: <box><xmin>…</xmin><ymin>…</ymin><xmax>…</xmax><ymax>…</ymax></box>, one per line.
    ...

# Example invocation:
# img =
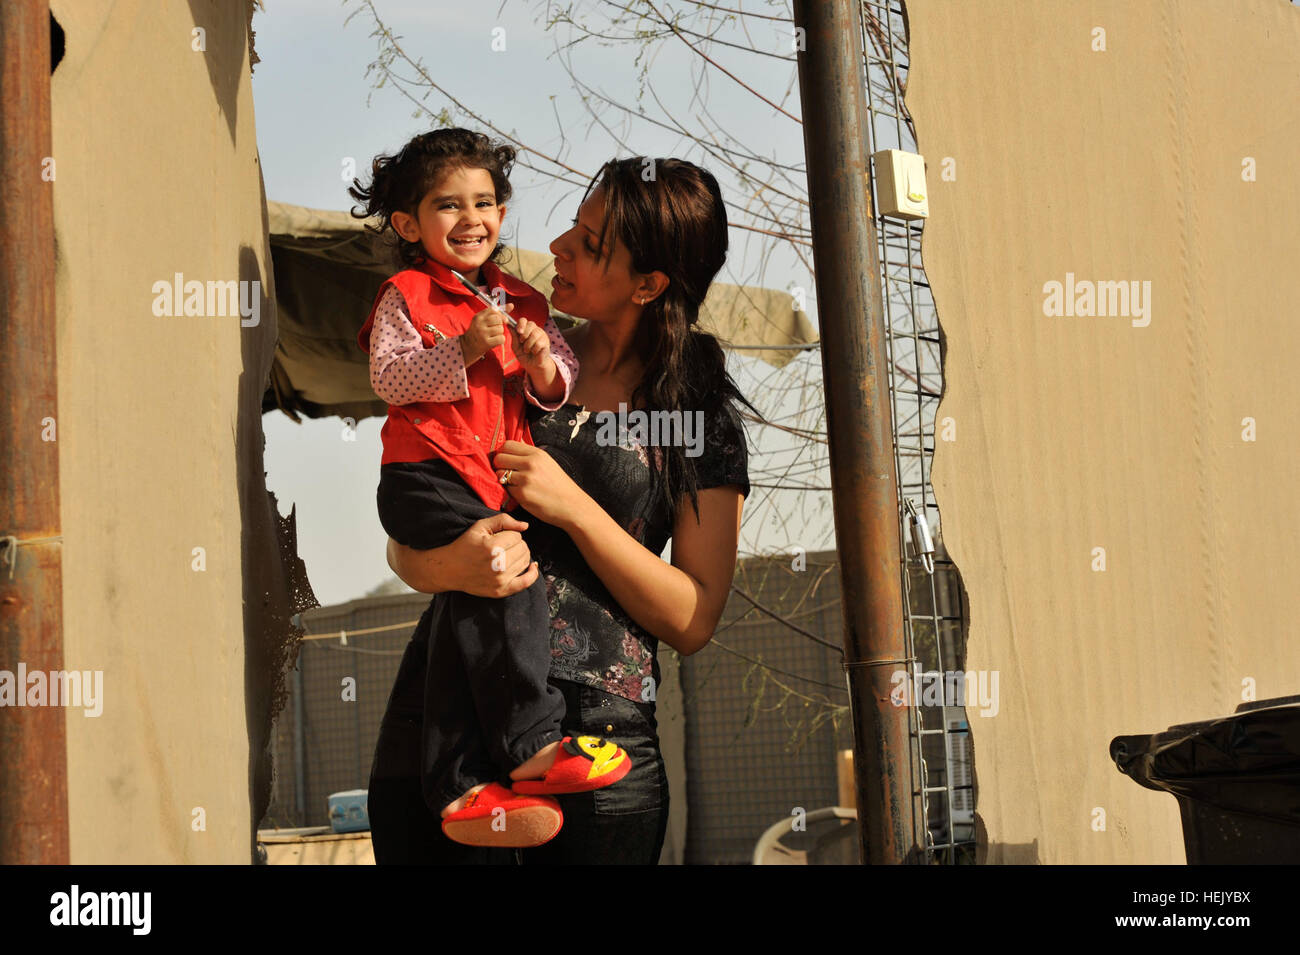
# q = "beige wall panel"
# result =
<box><xmin>51</xmin><ymin>0</ymin><xmax>274</xmax><ymax>862</ymax></box>
<box><xmin>906</xmin><ymin>0</ymin><xmax>1300</xmax><ymax>863</ymax></box>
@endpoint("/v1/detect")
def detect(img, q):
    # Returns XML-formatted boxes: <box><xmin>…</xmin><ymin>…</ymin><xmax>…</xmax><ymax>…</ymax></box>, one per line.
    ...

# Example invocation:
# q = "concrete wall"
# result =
<box><xmin>51</xmin><ymin>0</ymin><xmax>290</xmax><ymax>863</ymax></box>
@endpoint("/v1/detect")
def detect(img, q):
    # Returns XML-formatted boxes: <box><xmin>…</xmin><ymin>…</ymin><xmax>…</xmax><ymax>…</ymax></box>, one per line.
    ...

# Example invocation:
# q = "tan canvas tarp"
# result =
<box><xmin>50</xmin><ymin>0</ymin><xmax>304</xmax><ymax>862</ymax></box>
<box><xmin>907</xmin><ymin>0</ymin><xmax>1300</xmax><ymax>862</ymax></box>
<box><xmin>266</xmin><ymin>201</ymin><xmax>817</xmax><ymax>420</ymax></box>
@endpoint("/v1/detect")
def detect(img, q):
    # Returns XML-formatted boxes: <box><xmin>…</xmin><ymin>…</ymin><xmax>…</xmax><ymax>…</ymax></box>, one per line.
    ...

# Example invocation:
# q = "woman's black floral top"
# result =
<box><xmin>522</xmin><ymin>400</ymin><xmax>750</xmax><ymax>703</ymax></box>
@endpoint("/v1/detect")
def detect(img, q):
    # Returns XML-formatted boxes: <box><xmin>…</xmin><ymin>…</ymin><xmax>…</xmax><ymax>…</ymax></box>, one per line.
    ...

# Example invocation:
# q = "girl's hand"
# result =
<box><xmin>493</xmin><ymin>440</ymin><xmax>590</xmax><ymax>530</ymax></box>
<box><xmin>510</xmin><ymin>314</ymin><xmax>552</xmax><ymax>375</ymax></box>
<box><xmin>386</xmin><ymin>512</ymin><xmax>538</xmax><ymax>597</ymax></box>
<box><xmin>511</xmin><ymin>314</ymin><xmax>562</xmax><ymax>400</ymax></box>
<box><xmin>460</xmin><ymin>303</ymin><xmax>513</xmax><ymax>366</ymax></box>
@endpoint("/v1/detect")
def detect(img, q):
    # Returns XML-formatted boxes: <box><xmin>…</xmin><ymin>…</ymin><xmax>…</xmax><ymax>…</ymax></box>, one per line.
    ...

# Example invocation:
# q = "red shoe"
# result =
<box><xmin>511</xmin><ymin>736</ymin><xmax>632</xmax><ymax>795</ymax></box>
<box><xmin>440</xmin><ymin>782</ymin><xmax>563</xmax><ymax>848</ymax></box>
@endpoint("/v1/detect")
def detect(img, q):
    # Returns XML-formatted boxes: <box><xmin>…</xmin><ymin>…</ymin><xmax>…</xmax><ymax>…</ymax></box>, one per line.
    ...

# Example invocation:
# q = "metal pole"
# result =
<box><xmin>793</xmin><ymin>0</ymin><xmax>915</xmax><ymax>864</ymax></box>
<box><xmin>0</xmin><ymin>0</ymin><xmax>69</xmax><ymax>864</ymax></box>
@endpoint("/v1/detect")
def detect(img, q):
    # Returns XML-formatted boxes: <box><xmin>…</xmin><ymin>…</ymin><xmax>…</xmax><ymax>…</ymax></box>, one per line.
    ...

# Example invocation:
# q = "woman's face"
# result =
<box><xmin>548</xmin><ymin>187</ymin><xmax>643</xmax><ymax>321</ymax></box>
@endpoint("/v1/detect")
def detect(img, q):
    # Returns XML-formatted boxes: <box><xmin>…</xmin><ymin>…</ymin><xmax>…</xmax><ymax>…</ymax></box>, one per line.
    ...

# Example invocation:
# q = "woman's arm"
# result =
<box><xmin>491</xmin><ymin>439</ymin><xmax>742</xmax><ymax>655</ymax></box>
<box><xmin>564</xmin><ymin>486</ymin><xmax>743</xmax><ymax>656</ymax></box>
<box><xmin>386</xmin><ymin>512</ymin><xmax>539</xmax><ymax>597</ymax></box>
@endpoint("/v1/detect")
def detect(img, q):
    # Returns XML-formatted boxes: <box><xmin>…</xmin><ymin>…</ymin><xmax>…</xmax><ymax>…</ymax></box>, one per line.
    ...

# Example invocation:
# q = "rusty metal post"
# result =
<box><xmin>793</xmin><ymin>0</ymin><xmax>915</xmax><ymax>863</ymax></box>
<box><xmin>0</xmin><ymin>0</ymin><xmax>69</xmax><ymax>863</ymax></box>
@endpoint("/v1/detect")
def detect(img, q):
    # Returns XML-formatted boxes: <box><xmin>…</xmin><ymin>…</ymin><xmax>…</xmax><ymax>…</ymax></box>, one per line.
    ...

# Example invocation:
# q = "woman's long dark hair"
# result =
<box><xmin>348</xmin><ymin>127</ymin><xmax>515</xmax><ymax>269</ymax></box>
<box><xmin>584</xmin><ymin>157</ymin><xmax>760</xmax><ymax>524</ymax></box>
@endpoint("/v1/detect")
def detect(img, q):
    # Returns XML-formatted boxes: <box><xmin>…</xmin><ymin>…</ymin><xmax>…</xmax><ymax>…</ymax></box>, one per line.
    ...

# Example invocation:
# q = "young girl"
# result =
<box><xmin>349</xmin><ymin>128</ymin><xmax>631</xmax><ymax>848</ymax></box>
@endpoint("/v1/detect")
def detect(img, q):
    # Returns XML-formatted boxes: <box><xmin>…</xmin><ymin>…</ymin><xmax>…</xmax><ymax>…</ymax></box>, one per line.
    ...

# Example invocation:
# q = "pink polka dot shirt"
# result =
<box><xmin>368</xmin><ymin>283</ymin><xmax>577</xmax><ymax>411</ymax></box>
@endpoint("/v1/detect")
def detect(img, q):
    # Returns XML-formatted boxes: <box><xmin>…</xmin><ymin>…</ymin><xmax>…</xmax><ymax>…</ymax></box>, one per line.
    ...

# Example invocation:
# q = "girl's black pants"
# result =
<box><xmin>375</xmin><ymin>458</ymin><xmax>564</xmax><ymax>812</ymax></box>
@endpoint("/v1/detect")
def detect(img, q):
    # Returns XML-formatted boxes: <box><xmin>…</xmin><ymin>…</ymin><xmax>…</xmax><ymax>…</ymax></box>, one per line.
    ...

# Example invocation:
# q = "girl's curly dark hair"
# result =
<box><xmin>348</xmin><ymin>127</ymin><xmax>516</xmax><ymax>269</ymax></box>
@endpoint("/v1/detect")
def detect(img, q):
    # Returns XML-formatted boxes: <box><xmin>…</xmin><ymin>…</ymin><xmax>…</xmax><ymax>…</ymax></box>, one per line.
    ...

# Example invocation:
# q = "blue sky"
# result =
<box><xmin>252</xmin><ymin>0</ymin><xmax>809</xmax><ymax>260</ymax></box>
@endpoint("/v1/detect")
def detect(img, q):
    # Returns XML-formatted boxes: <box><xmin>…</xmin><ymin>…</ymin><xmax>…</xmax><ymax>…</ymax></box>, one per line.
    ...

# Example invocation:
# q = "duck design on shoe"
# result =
<box><xmin>511</xmin><ymin>735</ymin><xmax>632</xmax><ymax>795</ymax></box>
<box><xmin>440</xmin><ymin>782</ymin><xmax>564</xmax><ymax>848</ymax></box>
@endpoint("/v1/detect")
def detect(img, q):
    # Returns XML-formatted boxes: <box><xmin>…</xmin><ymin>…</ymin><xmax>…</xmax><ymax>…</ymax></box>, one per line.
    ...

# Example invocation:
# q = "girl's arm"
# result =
<box><xmin>369</xmin><ymin>285</ymin><xmax>471</xmax><ymax>405</ymax></box>
<box><xmin>491</xmin><ymin>440</ymin><xmax>741</xmax><ymax>655</ymax></box>
<box><xmin>386</xmin><ymin>512</ymin><xmax>539</xmax><ymax>597</ymax></box>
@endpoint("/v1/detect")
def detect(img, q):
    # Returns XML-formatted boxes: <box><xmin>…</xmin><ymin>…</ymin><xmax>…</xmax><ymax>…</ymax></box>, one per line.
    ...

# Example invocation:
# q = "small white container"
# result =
<box><xmin>872</xmin><ymin>149</ymin><xmax>929</xmax><ymax>220</ymax></box>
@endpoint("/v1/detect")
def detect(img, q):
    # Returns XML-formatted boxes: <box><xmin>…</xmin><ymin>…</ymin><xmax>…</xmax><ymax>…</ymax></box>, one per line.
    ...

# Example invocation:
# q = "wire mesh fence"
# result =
<box><xmin>260</xmin><ymin>593</ymin><xmax>426</xmax><ymax>831</ymax></box>
<box><xmin>679</xmin><ymin>552</ymin><xmax>851</xmax><ymax>864</ymax></box>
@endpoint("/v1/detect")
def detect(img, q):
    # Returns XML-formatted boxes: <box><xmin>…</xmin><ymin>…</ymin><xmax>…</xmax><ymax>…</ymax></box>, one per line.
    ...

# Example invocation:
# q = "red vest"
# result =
<box><xmin>358</xmin><ymin>258</ymin><xmax>548</xmax><ymax>510</ymax></box>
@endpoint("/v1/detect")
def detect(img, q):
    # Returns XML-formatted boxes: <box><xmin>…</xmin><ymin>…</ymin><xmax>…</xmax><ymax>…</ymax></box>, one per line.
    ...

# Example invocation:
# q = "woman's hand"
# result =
<box><xmin>386</xmin><ymin>512</ymin><xmax>538</xmax><ymax>597</ymax></box>
<box><xmin>492</xmin><ymin>440</ymin><xmax>593</xmax><ymax>530</ymax></box>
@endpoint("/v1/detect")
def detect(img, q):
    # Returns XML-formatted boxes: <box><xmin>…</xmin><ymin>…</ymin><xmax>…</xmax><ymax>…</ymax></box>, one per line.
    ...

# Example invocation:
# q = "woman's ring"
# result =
<box><xmin>499</xmin><ymin>469</ymin><xmax>514</xmax><ymax>486</ymax></box>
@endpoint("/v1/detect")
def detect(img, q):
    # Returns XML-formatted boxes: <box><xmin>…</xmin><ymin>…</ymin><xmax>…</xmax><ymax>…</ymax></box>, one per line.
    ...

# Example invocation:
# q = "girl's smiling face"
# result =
<box><xmin>391</xmin><ymin>165</ymin><xmax>505</xmax><ymax>283</ymax></box>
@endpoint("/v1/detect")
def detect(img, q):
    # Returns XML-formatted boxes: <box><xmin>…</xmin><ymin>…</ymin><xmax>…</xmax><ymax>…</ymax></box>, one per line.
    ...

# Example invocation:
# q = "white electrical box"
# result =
<box><xmin>872</xmin><ymin>148</ymin><xmax>929</xmax><ymax>220</ymax></box>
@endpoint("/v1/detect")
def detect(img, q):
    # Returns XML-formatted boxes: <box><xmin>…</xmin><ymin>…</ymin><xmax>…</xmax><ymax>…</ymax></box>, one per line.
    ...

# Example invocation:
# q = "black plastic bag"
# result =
<box><xmin>1110</xmin><ymin>697</ymin><xmax>1300</xmax><ymax>864</ymax></box>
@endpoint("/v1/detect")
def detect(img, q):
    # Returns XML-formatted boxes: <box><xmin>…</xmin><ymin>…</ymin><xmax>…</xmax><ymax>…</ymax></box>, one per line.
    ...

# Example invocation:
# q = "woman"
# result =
<box><xmin>368</xmin><ymin>157</ymin><xmax>754</xmax><ymax>864</ymax></box>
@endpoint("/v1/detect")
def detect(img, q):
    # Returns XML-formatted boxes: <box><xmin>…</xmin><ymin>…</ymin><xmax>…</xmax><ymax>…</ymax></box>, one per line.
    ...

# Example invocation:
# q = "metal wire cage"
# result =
<box><xmin>861</xmin><ymin>0</ymin><xmax>976</xmax><ymax>864</ymax></box>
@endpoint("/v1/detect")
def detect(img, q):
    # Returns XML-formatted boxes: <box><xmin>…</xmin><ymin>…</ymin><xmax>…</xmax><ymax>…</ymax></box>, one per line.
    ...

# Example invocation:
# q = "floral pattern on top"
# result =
<box><xmin>523</xmin><ymin>398</ymin><xmax>750</xmax><ymax>702</ymax></box>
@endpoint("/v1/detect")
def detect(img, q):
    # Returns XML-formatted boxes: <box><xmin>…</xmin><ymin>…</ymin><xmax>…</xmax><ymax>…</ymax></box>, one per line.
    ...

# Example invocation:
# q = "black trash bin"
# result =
<box><xmin>1110</xmin><ymin>695</ymin><xmax>1300</xmax><ymax>864</ymax></box>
